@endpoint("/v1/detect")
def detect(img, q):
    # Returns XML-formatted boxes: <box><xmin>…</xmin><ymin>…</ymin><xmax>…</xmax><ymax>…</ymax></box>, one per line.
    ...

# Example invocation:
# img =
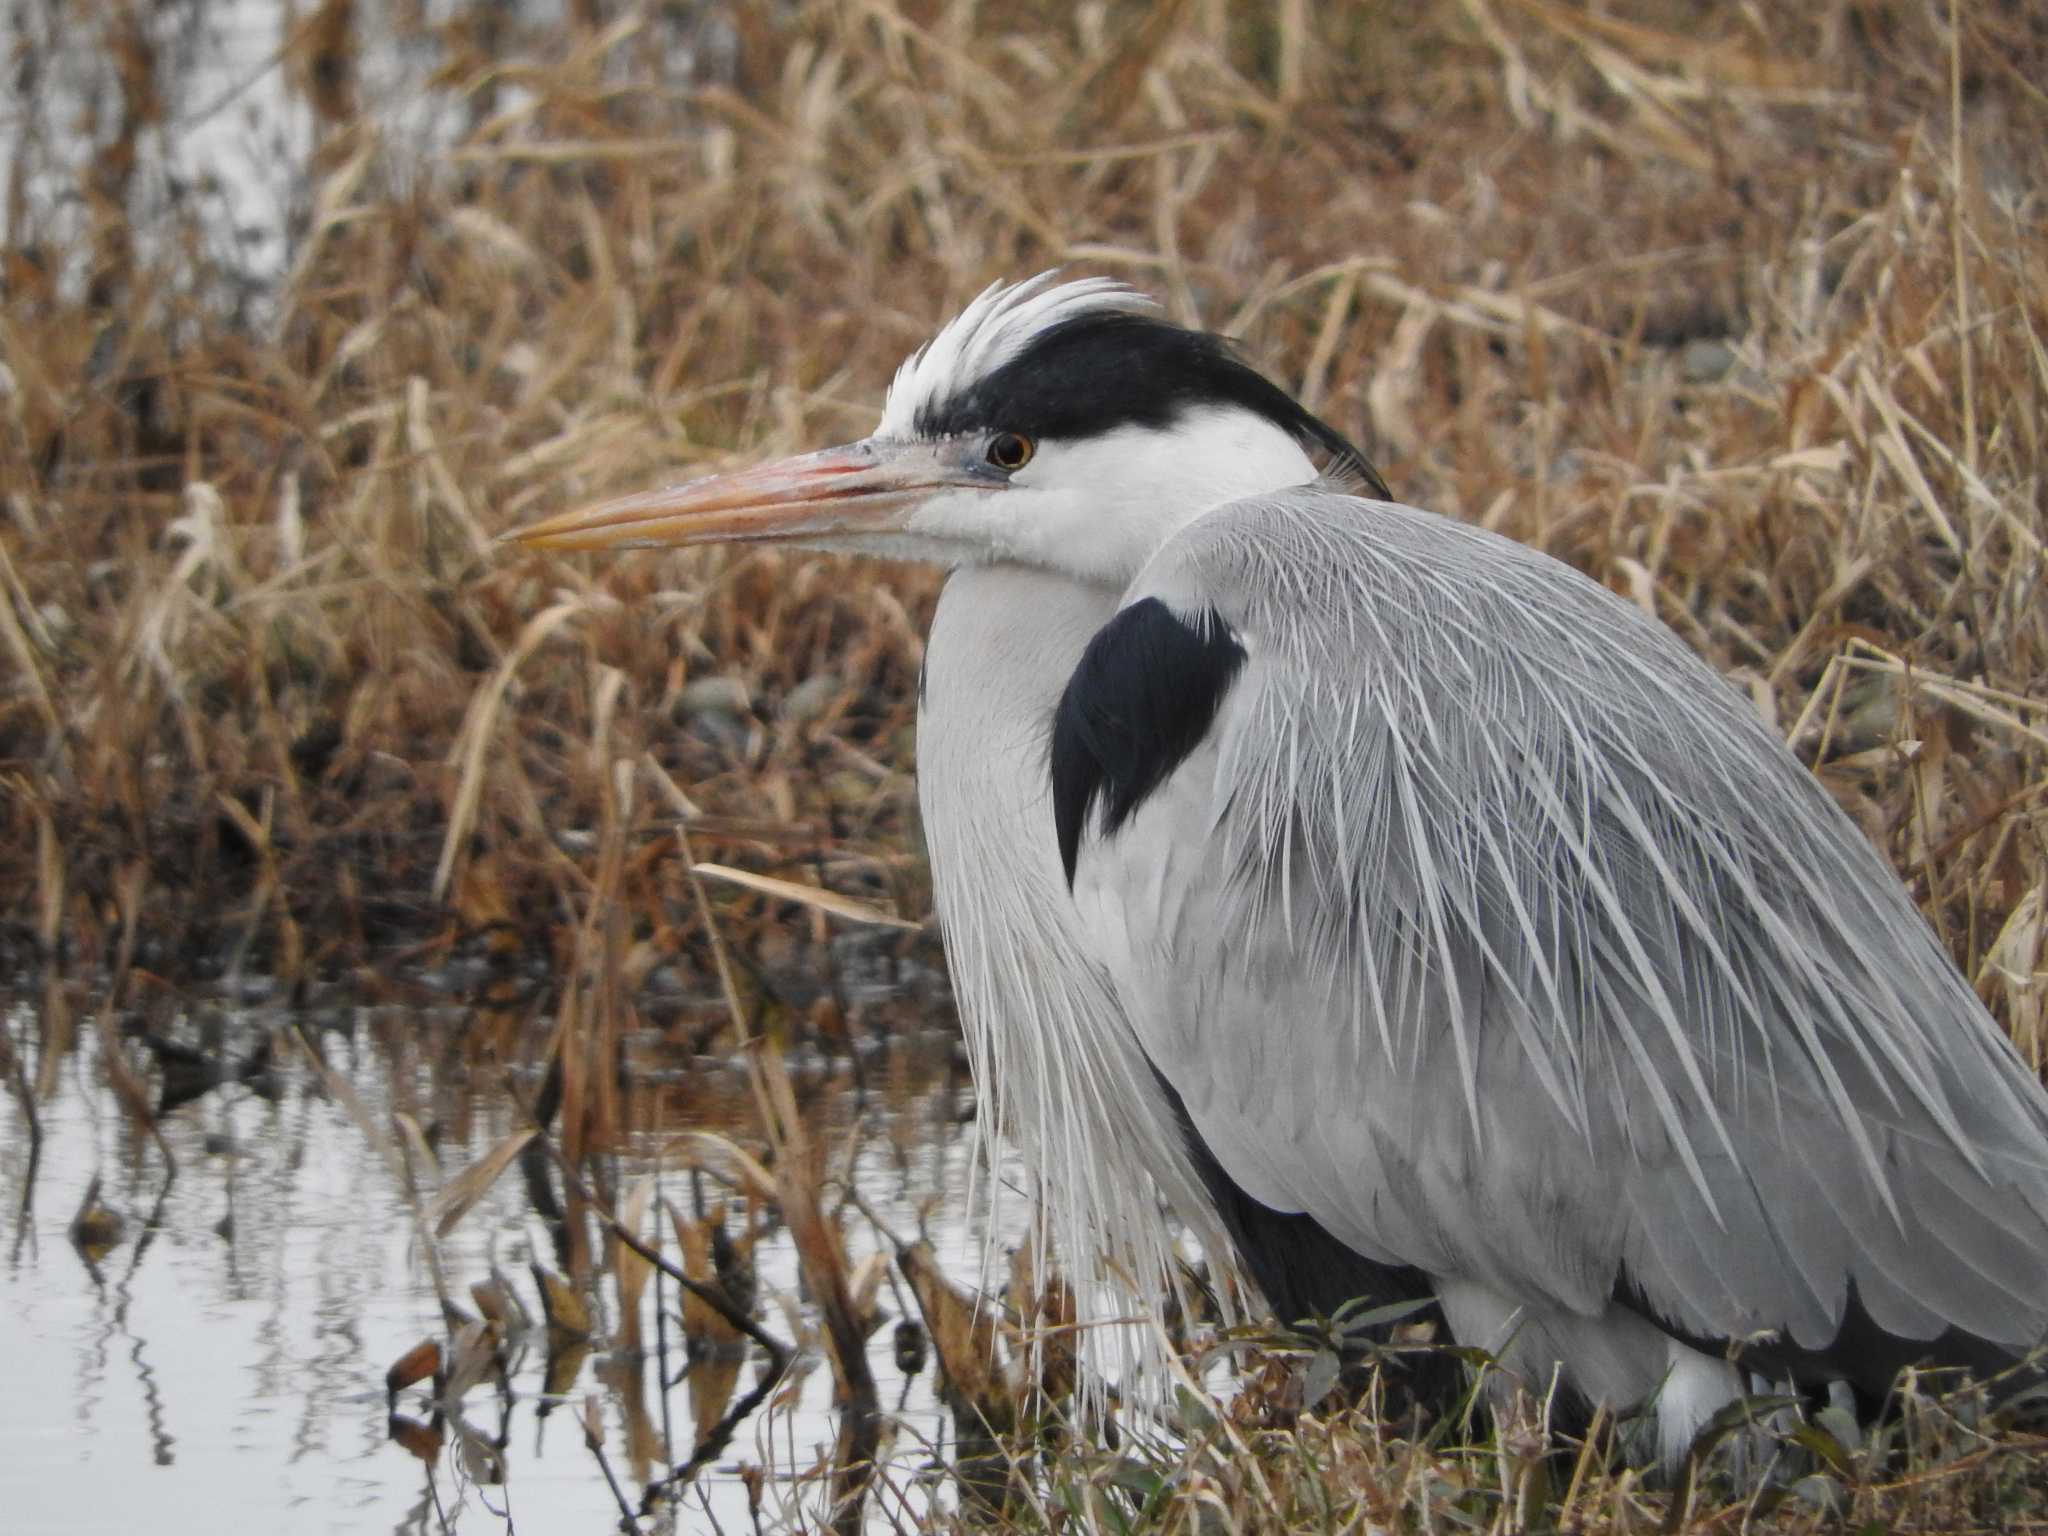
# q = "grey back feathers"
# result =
<box><xmin>1060</xmin><ymin>489</ymin><xmax>2048</xmax><ymax>1446</ymax></box>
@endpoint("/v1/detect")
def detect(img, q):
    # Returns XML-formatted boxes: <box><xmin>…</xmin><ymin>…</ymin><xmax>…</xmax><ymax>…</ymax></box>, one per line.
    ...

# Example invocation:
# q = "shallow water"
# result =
<box><xmin>5</xmin><ymin>9</ymin><xmax>1082</xmax><ymax>1526</ymax></box>
<box><xmin>0</xmin><ymin>987</ymin><xmax>1010</xmax><ymax>1534</ymax></box>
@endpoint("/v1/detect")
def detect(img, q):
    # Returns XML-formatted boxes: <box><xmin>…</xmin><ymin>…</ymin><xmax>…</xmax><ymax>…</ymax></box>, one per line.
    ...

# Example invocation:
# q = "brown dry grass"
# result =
<box><xmin>4</xmin><ymin>0</ymin><xmax>2048</xmax><ymax>1529</ymax></box>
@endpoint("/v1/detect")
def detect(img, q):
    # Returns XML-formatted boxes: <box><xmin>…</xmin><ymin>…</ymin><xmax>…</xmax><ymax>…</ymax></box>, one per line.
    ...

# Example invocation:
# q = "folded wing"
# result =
<box><xmin>1061</xmin><ymin>488</ymin><xmax>2048</xmax><ymax>1403</ymax></box>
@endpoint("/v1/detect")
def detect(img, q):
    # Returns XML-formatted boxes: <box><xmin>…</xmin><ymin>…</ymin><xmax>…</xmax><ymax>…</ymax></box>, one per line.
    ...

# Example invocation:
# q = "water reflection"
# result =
<box><xmin>0</xmin><ymin>986</ymin><xmax>1012</xmax><ymax>1533</ymax></box>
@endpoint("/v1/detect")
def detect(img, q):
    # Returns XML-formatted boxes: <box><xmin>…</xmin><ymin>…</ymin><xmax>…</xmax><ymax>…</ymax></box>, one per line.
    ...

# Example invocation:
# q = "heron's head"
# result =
<box><xmin>510</xmin><ymin>273</ymin><xmax>1382</xmax><ymax>587</ymax></box>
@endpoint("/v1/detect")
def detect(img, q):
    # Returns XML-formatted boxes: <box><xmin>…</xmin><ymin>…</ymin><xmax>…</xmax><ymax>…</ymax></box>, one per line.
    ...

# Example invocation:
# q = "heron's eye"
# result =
<box><xmin>985</xmin><ymin>432</ymin><xmax>1035</xmax><ymax>472</ymax></box>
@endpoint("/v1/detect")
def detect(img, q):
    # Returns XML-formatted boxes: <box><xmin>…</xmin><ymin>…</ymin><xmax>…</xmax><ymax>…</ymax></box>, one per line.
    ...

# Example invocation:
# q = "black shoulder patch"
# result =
<box><xmin>1049</xmin><ymin>598</ymin><xmax>1247</xmax><ymax>886</ymax></box>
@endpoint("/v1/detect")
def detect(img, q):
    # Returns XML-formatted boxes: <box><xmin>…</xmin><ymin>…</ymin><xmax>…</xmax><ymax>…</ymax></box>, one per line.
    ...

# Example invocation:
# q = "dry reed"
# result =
<box><xmin>5</xmin><ymin>0</ymin><xmax>2047</xmax><ymax>1530</ymax></box>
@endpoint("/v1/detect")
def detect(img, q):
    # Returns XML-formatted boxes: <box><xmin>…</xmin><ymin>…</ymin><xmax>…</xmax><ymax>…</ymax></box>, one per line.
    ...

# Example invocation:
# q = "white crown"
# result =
<box><xmin>875</xmin><ymin>272</ymin><xmax>1156</xmax><ymax>439</ymax></box>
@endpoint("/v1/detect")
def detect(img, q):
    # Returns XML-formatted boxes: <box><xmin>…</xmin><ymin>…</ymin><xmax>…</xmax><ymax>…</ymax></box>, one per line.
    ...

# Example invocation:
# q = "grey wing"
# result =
<box><xmin>1065</xmin><ymin>489</ymin><xmax>2048</xmax><ymax>1378</ymax></box>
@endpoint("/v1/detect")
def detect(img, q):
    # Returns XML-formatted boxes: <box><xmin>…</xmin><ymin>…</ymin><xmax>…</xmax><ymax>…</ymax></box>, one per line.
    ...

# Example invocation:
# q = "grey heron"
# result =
<box><xmin>513</xmin><ymin>274</ymin><xmax>2048</xmax><ymax>1466</ymax></box>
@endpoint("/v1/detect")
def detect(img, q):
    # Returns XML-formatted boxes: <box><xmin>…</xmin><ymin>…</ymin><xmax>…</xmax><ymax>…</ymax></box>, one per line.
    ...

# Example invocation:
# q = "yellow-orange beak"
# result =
<box><xmin>506</xmin><ymin>438</ymin><xmax>993</xmax><ymax>552</ymax></box>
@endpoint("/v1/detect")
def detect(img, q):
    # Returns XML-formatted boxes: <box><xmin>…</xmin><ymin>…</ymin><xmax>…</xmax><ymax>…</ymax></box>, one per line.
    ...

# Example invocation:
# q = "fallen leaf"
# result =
<box><xmin>385</xmin><ymin>1338</ymin><xmax>442</xmax><ymax>1396</ymax></box>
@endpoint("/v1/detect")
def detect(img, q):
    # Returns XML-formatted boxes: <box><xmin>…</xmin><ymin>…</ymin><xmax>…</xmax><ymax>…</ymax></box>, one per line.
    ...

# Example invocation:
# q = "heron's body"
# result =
<box><xmin>934</xmin><ymin>486</ymin><xmax>2048</xmax><ymax>1460</ymax></box>
<box><xmin>516</xmin><ymin>275</ymin><xmax>2048</xmax><ymax>1465</ymax></box>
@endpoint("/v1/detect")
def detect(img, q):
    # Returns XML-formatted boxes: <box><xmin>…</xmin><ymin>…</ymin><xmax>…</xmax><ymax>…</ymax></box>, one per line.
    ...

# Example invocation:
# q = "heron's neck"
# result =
<box><xmin>914</xmin><ymin>561</ymin><xmax>1226</xmax><ymax>1392</ymax></box>
<box><xmin>919</xmin><ymin>565</ymin><xmax>1117</xmax><ymax>892</ymax></box>
<box><xmin>924</xmin><ymin>564</ymin><xmax>1116</xmax><ymax>755</ymax></box>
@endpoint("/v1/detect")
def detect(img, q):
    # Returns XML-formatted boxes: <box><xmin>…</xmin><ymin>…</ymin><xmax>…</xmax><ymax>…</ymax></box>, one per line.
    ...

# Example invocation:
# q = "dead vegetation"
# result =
<box><xmin>4</xmin><ymin>0</ymin><xmax>2047</xmax><ymax>1530</ymax></box>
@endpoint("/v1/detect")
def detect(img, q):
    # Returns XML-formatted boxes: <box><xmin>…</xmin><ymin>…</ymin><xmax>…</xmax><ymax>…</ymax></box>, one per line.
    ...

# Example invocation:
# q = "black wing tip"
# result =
<box><xmin>1148</xmin><ymin>1065</ymin><xmax>1464</xmax><ymax>1411</ymax></box>
<box><xmin>1610</xmin><ymin>1266</ymin><xmax>2034</xmax><ymax>1411</ymax></box>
